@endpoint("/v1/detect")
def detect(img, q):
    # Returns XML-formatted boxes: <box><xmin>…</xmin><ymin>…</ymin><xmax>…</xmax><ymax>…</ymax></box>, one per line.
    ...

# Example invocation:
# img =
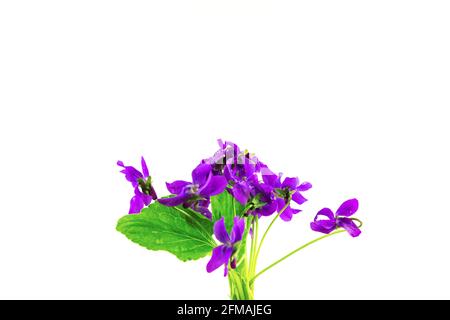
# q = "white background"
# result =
<box><xmin>1</xmin><ymin>1</ymin><xmax>449</xmax><ymax>300</ymax></box>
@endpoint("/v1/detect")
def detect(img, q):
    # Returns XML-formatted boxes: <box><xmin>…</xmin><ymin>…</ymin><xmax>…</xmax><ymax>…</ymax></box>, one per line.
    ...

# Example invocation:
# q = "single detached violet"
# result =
<box><xmin>310</xmin><ymin>198</ymin><xmax>361</xmax><ymax>237</ymax></box>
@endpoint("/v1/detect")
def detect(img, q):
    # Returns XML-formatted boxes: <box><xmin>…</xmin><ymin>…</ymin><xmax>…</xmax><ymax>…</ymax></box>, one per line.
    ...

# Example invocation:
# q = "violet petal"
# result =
<box><xmin>117</xmin><ymin>160</ymin><xmax>143</xmax><ymax>188</ymax></box>
<box><xmin>206</xmin><ymin>245</ymin><xmax>233</xmax><ymax>274</ymax></box>
<box><xmin>292</xmin><ymin>191</ymin><xmax>307</xmax><ymax>205</ymax></box>
<box><xmin>310</xmin><ymin>220</ymin><xmax>337</xmax><ymax>234</ymax></box>
<box><xmin>158</xmin><ymin>194</ymin><xmax>189</xmax><ymax>207</ymax></box>
<box><xmin>231</xmin><ymin>183</ymin><xmax>250</xmax><ymax>205</ymax></box>
<box><xmin>129</xmin><ymin>193</ymin><xmax>145</xmax><ymax>214</ymax></box>
<box><xmin>199</xmin><ymin>175</ymin><xmax>227</xmax><ymax>197</ymax></box>
<box><xmin>337</xmin><ymin>217</ymin><xmax>361</xmax><ymax>237</ymax></box>
<box><xmin>230</xmin><ymin>217</ymin><xmax>245</xmax><ymax>243</ymax></box>
<box><xmin>141</xmin><ymin>156</ymin><xmax>149</xmax><ymax>178</ymax></box>
<box><xmin>214</xmin><ymin>217</ymin><xmax>230</xmax><ymax>244</ymax></box>
<box><xmin>166</xmin><ymin>180</ymin><xmax>190</xmax><ymax>194</ymax></box>
<box><xmin>297</xmin><ymin>181</ymin><xmax>312</xmax><ymax>191</ymax></box>
<box><xmin>281</xmin><ymin>177</ymin><xmax>299</xmax><ymax>189</ymax></box>
<box><xmin>280</xmin><ymin>206</ymin><xmax>301</xmax><ymax>222</ymax></box>
<box><xmin>192</xmin><ymin>163</ymin><xmax>212</xmax><ymax>186</ymax></box>
<box><xmin>314</xmin><ymin>207</ymin><xmax>335</xmax><ymax>221</ymax></box>
<box><xmin>336</xmin><ymin>198</ymin><xmax>359</xmax><ymax>217</ymax></box>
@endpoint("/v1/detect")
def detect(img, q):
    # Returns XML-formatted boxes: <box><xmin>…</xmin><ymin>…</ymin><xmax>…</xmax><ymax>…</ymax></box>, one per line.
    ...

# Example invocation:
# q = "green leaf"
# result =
<box><xmin>211</xmin><ymin>191</ymin><xmax>245</xmax><ymax>232</ymax></box>
<box><xmin>116</xmin><ymin>202</ymin><xmax>216</xmax><ymax>262</ymax></box>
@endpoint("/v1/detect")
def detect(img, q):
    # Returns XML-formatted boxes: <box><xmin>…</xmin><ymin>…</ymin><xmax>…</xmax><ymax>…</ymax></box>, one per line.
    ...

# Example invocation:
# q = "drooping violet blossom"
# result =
<box><xmin>246</xmin><ymin>178</ymin><xmax>278</xmax><ymax>217</ymax></box>
<box><xmin>117</xmin><ymin>157</ymin><xmax>157</xmax><ymax>214</ymax></box>
<box><xmin>263</xmin><ymin>172</ymin><xmax>312</xmax><ymax>221</ymax></box>
<box><xmin>207</xmin><ymin>217</ymin><xmax>245</xmax><ymax>276</ymax></box>
<box><xmin>310</xmin><ymin>199</ymin><xmax>361</xmax><ymax>237</ymax></box>
<box><xmin>158</xmin><ymin>163</ymin><xmax>227</xmax><ymax>219</ymax></box>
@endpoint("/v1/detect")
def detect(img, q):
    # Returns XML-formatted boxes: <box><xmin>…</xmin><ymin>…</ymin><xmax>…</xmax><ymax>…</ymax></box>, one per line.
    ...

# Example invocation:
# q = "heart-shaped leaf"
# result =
<box><xmin>117</xmin><ymin>202</ymin><xmax>216</xmax><ymax>262</ymax></box>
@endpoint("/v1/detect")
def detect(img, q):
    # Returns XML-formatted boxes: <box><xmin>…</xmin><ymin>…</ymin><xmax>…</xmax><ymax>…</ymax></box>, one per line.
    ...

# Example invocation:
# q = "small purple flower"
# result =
<box><xmin>158</xmin><ymin>163</ymin><xmax>227</xmax><ymax>219</ymax></box>
<box><xmin>225</xmin><ymin>158</ymin><xmax>258</xmax><ymax>206</ymax></box>
<box><xmin>310</xmin><ymin>199</ymin><xmax>361</xmax><ymax>237</ymax></box>
<box><xmin>224</xmin><ymin>150</ymin><xmax>265</xmax><ymax>208</ymax></box>
<box><xmin>263</xmin><ymin>172</ymin><xmax>312</xmax><ymax>221</ymax></box>
<box><xmin>246</xmin><ymin>178</ymin><xmax>278</xmax><ymax>217</ymax></box>
<box><xmin>207</xmin><ymin>217</ymin><xmax>245</xmax><ymax>276</ymax></box>
<box><xmin>117</xmin><ymin>157</ymin><xmax>157</xmax><ymax>214</ymax></box>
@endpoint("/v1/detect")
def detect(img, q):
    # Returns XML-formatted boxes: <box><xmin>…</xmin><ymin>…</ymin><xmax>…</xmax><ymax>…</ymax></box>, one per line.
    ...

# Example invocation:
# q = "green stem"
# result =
<box><xmin>248</xmin><ymin>223</ymin><xmax>253</xmax><ymax>277</ymax></box>
<box><xmin>252</xmin><ymin>216</ymin><xmax>259</xmax><ymax>273</ymax></box>
<box><xmin>253</xmin><ymin>200</ymin><xmax>291</xmax><ymax>268</ymax></box>
<box><xmin>229</xmin><ymin>271</ymin><xmax>245</xmax><ymax>299</ymax></box>
<box><xmin>229</xmin><ymin>269</ymin><xmax>253</xmax><ymax>300</ymax></box>
<box><xmin>249</xmin><ymin>215</ymin><xmax>259</xmax><ymax>281</ymax></box>
<box><xmin>251</xmin><ymin>217</ymin><xmax>363</xmax><ymax>283</ymax></box>
<box><xmin>228</xmin><ymin>273</ymin><xmax>234</xmax><ymax>297</ymax></box>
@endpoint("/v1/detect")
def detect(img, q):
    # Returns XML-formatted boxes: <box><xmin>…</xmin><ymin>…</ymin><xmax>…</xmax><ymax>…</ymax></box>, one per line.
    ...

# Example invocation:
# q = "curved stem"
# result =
<box><xmin>253</xmin><ymin>200</ymin><xmax>290</xmax><ymax>267</ymax></box>
<box><xmin>351</xmin><ymin>217</ymin><xmax>363</xmax><ymax>229</ymax></box>
<box><xmin>252</xmin><ymin>230</ymin><xmax>344</xmax><ymax>282</ymax></box>
<box><xmin>251</xmin><ymin>218</ymin><xmax>363</xmax><ymax>283</ymax></box>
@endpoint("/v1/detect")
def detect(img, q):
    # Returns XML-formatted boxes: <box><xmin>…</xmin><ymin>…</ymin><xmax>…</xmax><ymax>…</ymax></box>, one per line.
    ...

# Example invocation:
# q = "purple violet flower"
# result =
<box><xmin>158</xmin><ymin>163</ymin><xmax>227</xmax><ymax>219</ymax></box>
<box><xmin>225</xmin><ymin>157</ymin><xmax>258</xmax><ymax>206</ymax></box>
<box><xmin>207</xmin><ymin>217</ymin><xmax>245</xmax><ymax>276</ymax></box>
<box><xmin>263</xmin><ymin>172</ymin><xmax>312</xmax><ymax>221</ymax></box>
<box><xmin>117</xmin><ymin>157</ymin><xmax>157</xmax><ymax>214</ymax></box>
<box><xmin>246</xmin><ymin>178</ymin><xmax>278</xmax><ymax>217</ymax></box>
<box><xmin>224</xmin><ymin>150</ymin><xmax>264</xmax><ymax>206</ymax></box>
<box><xmin>310</xmin><ymin>199</ymin><xmax>361</xmax><ymax>237</ymax></box>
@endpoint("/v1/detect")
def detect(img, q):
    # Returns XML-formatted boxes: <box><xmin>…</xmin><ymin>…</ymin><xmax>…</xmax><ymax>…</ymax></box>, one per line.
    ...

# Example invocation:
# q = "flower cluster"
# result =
<box><xmin>196</xmin><ymin>139</ymin><xmax>312</xmax><ymax>221</ymax></box>
<box><xmin>117</xmin><ymin>139</ymin><xmax>362</xmax><ymax>279</ymax></box>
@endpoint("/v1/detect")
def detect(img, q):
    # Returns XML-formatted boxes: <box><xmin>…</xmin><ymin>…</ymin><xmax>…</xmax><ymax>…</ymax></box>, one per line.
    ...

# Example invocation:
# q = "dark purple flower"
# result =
<box><xmin>225</xmin><ymin>158</ymin><xmax>258</xmax><ymax>206</ymax></box>
<box><xmin>117</xmin><ymin>157</ymin><xmax>157</xmax><ymax>214</ymax></box>
<box><xmin>263</xmin><ymin>172</ymin><xmax>312</xmax><ymax>221</ymax></box>
<box><xmin>246</xmin><ymin>178</ymin><xmax>278</xmax><ymax>217</ymax></box>
<box><xmin>158</xmin><ymin>163</ymin><xmax>227</xmax><ymax>219</ymax></box>
<box><xmin>207</xmin><ymin>217</ymin><xmax>245</xmax><ymax>276</ymax></box>
<box><xmin>310</xmin><ymin>199</ymin><xmax>361</xmax><ymax>237</ymax></box>
<box><xmin>205</xmin><ymin>140</ymin><xmax>275</xmax><ymax>211</ymax></box>
<box><xmin>224</xmin><ymin>150</ymin><xmax>266</xmax><ymax>208</ymax></box>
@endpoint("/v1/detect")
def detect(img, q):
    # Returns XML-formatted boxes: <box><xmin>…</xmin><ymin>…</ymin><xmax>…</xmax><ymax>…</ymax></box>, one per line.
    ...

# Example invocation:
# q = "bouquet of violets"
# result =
<box><xmin>116</xmin><ymin>140</ymin><xmax>363</xmax><ymax>300</ymax></box>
